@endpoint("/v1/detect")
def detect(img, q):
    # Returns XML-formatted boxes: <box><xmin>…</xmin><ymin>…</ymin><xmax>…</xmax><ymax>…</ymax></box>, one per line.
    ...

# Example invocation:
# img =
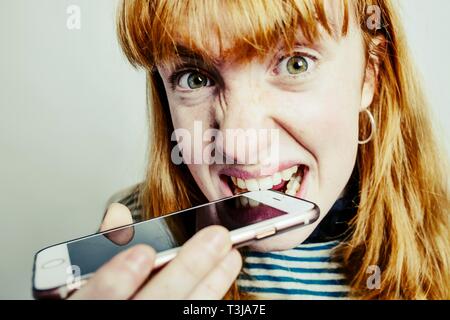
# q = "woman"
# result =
<box><xmin>71</xmin><ymin>0</ymin><xmax>449</xmax><ymax>299</ymax></box>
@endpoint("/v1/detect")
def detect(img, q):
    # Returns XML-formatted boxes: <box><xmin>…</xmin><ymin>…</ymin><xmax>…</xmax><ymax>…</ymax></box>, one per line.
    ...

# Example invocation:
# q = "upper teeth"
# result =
<box><xmin>230</xmin><ymin>165</ymin><xmax>301</xmax><ymax>193</ymax></box>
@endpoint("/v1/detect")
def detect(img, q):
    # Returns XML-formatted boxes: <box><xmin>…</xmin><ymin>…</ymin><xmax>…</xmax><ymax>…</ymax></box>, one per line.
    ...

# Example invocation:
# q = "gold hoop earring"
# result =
<box><xmin>358</xmin><ymin>109</ymin><xmax>376</xmax><ymax>145</ymax></box>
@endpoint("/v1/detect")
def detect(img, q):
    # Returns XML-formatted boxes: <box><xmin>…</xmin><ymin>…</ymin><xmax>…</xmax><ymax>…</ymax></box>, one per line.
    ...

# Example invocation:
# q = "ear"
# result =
<box><xmin>360</xmin><ymin>35</ymin><xmax>386</xmax><ymax>111</ymax></box>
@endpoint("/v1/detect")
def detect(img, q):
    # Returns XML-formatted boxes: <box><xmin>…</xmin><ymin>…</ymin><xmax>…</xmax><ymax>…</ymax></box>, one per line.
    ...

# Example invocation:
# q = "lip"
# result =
<box><xmin>218</xmin><ymin>161</ymin><xmax>306</xmax><ymax>180</ymax></box>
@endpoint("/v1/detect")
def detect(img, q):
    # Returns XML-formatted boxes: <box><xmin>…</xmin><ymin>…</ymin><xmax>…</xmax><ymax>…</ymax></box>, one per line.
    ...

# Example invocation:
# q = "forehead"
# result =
<box><xmin>149</xmin><ymin>0</ymin><xmax>351</xmax><ymax>69</ymax></box>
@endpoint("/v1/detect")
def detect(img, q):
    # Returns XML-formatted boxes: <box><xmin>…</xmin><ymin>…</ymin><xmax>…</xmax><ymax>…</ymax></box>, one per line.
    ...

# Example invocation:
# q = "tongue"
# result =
<box><xmin>271</xmin><ymin>180</ymin><xmax>288</xmax><ymax>191</ymax></box>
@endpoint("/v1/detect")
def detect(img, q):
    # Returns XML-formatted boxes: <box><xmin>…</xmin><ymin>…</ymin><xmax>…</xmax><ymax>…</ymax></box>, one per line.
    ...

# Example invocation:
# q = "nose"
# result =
<box><xmin>214</xmin><ymin>77</ymin><xmax>278</xmax><ymax>166</ymax></box>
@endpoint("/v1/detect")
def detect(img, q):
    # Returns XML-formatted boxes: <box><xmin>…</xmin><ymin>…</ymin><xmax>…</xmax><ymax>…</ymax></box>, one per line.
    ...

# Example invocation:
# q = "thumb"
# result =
<box><xmin>100</xmin><ymin>203</ymin><xmax>133</xmax><ymax>231</ymax></box>
<box><xmin>100</xmin><ymin>203</ymin><xmax>134</xmax><ymax>245</ymax></box>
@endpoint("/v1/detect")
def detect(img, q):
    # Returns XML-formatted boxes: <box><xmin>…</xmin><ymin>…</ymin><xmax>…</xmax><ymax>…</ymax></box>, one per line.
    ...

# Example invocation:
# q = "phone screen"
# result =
<box><xmin>67</xmin><ymin>194</ymin><xmax>288</xmax><ymax>276</ymax></box>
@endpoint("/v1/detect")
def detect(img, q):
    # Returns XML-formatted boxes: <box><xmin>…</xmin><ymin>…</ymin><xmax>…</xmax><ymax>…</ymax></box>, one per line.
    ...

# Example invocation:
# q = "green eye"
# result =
<box><xmin>178</xmin><ymin>71</ymin><xmax>212</xmax><ymax>90</ymax></box>
<box><xmin>286</xmin><ymin>56</ymin><xmax>308</xmax><ymax>74</ymax></box>
<box><xmin>187</xmin><ymin>73</ymin><xmax>207</xmax><ymax>89</ymax></box>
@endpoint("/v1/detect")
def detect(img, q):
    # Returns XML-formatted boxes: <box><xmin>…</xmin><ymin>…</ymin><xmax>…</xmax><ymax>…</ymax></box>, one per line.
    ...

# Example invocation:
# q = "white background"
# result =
<box><xmin>0</xmin><ymin>0</ymin><xmax>449</xmax><ymax>299</ymax></box>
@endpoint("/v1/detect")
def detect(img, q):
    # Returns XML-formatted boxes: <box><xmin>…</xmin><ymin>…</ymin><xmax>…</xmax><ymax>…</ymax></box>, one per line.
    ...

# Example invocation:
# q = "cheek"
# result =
<box><xmin>311</xmin><ymin>90</ymin><xmax>360</xmax><ymax>149</ymax></box>
<box><xmin>297</xmin><ymin>33</ymin><xmax>365</xmax><ymax>159</ymax></box>
<box><xmin>276</xmin><ymin>49</ymin><xmax>364</xmax><ymax>157</ymax></box>
<box><xmin>167</xmin><ymin>92</ymin><xmax>214</xmax><ymax>157</ymax></box>
<box><xmin>280</xmin><ymin>81</ymin><xmax>361</xmax><ymax>157</ymax></box>
<box><xmin>166</xmin><ymin>97</ymin><xmax>219</xmax><ymax>199</ymax></box>
<box><xmin>309</xmin><ymin>57</ymin><xmax>363</xmax><ymax>145</ymax></box>
<box><xmin>275</xmin><ymin>69</ymin><xmax>362</xmax><ymax>198</ymax></box>
<box><xmin>313</xmin><ymin>92</ymin><xmax>360</xmax><ymax>191</ymax></box>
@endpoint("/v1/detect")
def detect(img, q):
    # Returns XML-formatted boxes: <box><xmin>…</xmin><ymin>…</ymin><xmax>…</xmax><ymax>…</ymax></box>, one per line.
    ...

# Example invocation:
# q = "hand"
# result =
<box><xmin>69</xmin><ymin>203</ymin><xmax>242</xmax><ymax>299</ymax></box>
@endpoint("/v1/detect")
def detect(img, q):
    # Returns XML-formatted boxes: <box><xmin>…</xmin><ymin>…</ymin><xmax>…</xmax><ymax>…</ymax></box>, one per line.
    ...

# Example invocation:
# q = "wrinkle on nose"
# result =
<box><xmin>216</xmin><ymin>64</ymin><xmax>262</xmax><ymax>118</ymax></box>
<box><xmin>214</xmin><ymin>98</ymin><xmax>274</xmax><ymax>165</ymax></box>
<box><xmin>211</xmin><ymin>65</ymin><xmax>278</xmax><ymax>165</ymax></box>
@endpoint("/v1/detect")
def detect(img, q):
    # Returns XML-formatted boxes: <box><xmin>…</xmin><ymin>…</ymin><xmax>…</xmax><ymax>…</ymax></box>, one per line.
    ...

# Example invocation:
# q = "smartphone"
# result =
<box><xmin>32</xmin><ymin>190</ymin><xmax>319</xmax><ymax>299</ymax></box>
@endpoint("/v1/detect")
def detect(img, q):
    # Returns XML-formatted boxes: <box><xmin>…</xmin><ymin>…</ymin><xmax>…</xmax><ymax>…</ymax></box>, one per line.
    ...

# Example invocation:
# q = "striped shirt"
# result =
<box><xmin>106</xmin><ymin>179</ymin><xmax>358</xmax><ymax>300</ymax></box>
<box><xmin>238</xmin><ymin>240</ymin><xmax>349</xmax><ymax>299</ymax></box>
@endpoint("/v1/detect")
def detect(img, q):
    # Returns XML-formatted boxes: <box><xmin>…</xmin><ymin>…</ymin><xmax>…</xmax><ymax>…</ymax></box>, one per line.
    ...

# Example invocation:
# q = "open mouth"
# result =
<box><xmin>221</xmin><ymin>164</ymin><xmax>308</xmax><ymax>197</ymax></box>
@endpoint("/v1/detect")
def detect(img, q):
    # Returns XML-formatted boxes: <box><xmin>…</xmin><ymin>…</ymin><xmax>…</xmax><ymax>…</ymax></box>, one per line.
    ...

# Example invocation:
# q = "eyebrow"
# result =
<box><xmin>164</xmin><ymin>44</ymin><xmax>226</xmax><ymax>89</ymax></box>
<box><xmin>172</xmin><ymin>45</ymin><xmax>222</xmax><ymax>69</ymax></box>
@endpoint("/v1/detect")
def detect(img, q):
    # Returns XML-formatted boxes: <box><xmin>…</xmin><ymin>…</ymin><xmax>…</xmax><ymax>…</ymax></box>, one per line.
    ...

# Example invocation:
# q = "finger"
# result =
<box><xmin>69</xmin><ymin>244</ymin><xmax>155</xmax><ymax>300</ymax></box>
<box><xmin>188</xmin><ymin>249</ymin><xmax>242</xmax><ymax>300</ymax></box>
<box><xmin>100</xmin><ymin>203</ymin><xmax>133</xmax><ymax>231</ymax></box>
<box><xmin>133</xmin><ymin>225</ymin><xmax>231</xmax><ymax>300</ymax></box>
<box><xmin>100</xmin><ymin>203</ymin><xmax>134</xmax><ymax>245</ymax></box>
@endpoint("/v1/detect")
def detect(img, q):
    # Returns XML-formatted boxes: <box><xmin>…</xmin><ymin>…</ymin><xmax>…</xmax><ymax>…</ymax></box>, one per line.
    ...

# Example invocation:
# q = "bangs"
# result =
<box><xmin>117</xmin><ymin>0</ymin><xmax>350</xmax><ymax>70</ymax></box>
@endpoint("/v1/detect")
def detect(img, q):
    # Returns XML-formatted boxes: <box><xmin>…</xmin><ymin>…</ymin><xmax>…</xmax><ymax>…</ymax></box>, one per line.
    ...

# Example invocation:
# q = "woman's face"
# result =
<box><xmin>157</xmin><ymin>10</ymin><xmax>376</xmax><ymax>251</ymax></box>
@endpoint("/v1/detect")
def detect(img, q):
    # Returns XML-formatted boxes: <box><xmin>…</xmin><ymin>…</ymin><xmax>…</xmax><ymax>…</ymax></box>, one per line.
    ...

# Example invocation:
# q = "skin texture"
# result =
<box><xmin>158</xmin><ymin>16</ymin><xmax>376</xmax><ymax>251</ymax></box>
<box><xmin>73</xmin><ymin>1</ymin><xmax>378</xmax><ymax>299</ymax></box>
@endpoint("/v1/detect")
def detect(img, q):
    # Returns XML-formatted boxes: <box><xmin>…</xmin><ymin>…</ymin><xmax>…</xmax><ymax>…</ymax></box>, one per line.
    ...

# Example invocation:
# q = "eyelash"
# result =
<box><xmin>167</xmin><ymin>51</ymin><xmax>319</xmax><ymax>90</ymax></box>
<box><xmin>274</xmin><ymin>51</ymin><xmax>318</xmax><ymax>78</ymax></box>
<box><xmin>168</xmin><ymin>67</ymin><xmax>216</xmax><ymax>91</ymax></box>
